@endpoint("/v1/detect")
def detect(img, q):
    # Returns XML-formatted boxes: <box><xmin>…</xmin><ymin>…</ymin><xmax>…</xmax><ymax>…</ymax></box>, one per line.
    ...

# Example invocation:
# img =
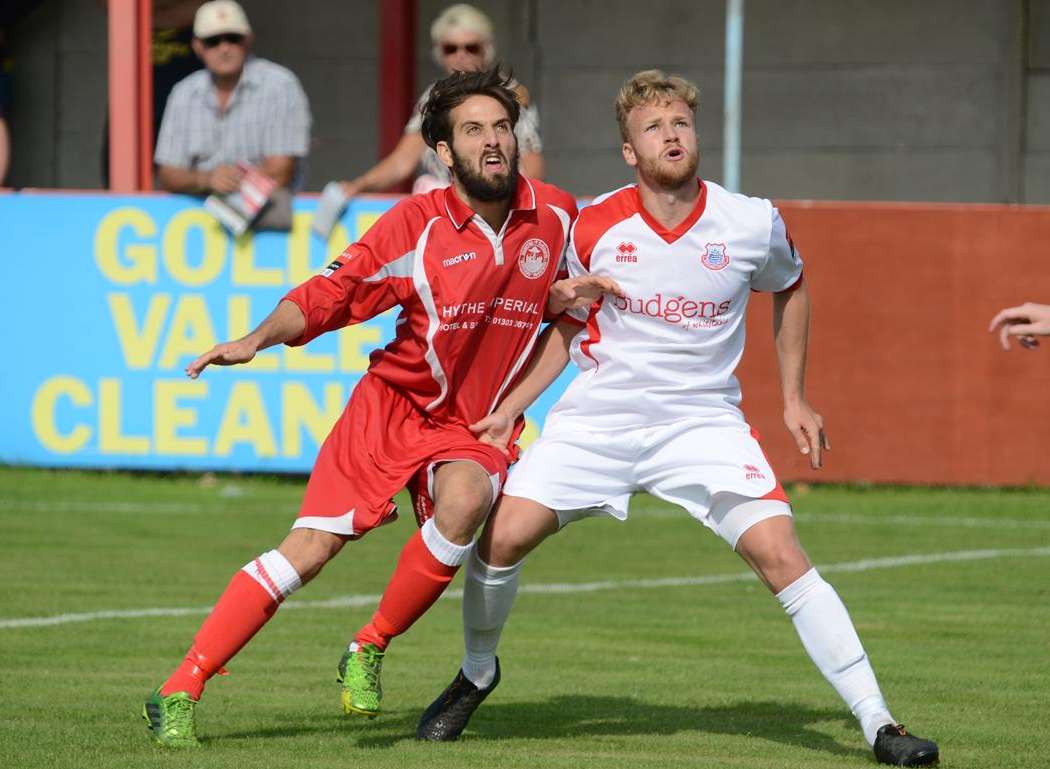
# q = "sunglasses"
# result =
<box><xmin>441</xmin><ymin>42</ymin><xmax>483</xmax><ymax>56</ymax></box>
<box><xmin>201</xmin><ymin>33</ymin><xmax>246</xmax><ymax>48</ymax></box>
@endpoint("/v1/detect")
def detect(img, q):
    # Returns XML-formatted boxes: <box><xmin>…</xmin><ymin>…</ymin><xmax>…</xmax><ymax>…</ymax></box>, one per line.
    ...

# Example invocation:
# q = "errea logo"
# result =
<box><xmin>744</xmin><ymin>463</ymin><xmax>766</xmax><ymax>481</ymax></box>
<box><xmin>443</xmin><ymin>251</ymin><xmax>478</xmax><ymax>268</ymax></box>
<box><xmin>616</xmin><ymin>242</ymin><xmax>638</xmax><ymax>263</ymax></box>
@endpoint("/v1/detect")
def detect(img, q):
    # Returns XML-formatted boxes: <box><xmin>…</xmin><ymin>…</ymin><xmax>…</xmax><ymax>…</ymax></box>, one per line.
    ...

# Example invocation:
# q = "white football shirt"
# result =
<box><xmin>547</xmin><ymin>179</ymin><xmax>802</xmax><ymax>430</ymax></box>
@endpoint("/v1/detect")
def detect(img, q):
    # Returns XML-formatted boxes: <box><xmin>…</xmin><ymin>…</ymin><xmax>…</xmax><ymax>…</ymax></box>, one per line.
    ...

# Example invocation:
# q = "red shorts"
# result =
<box><xmin>293</xmin><ymin>374</ymin><xmax>511</xmax><ymax>539</ymax></box>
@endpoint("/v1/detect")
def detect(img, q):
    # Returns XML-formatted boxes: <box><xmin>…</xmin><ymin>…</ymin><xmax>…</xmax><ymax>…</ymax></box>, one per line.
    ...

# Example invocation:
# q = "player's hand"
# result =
<box><xmin>547</xmin><ymin>275</ymin><xmax>625</xmax><ymax>315</ymax></box>
<box><xmin>783</xmin><ymin>399</ymin><xmax>829</xmax><ymax>470</ymax></box>
<box><xmin>988</xmin><ymin>302</ymin><xmax>1050</xmax><ymax>351</ymax></box>
<box><xmin>469</xmin><ymin>410</ymin><xmax>516</xmax><ymax>457</ymax></box>
<box><xmin>186</xmin><ymin>339</ymin><xmax>258</xmax><ymax>379</ymax></box>
<box><xmin>339</xmin><ymin>180</ymin><xmax>362</xmax><ymax>199</ymax></box>
<box><xmin>207</xmin><ymin>165</ymin><xmax>245</xmax><ymax>194</ymax></box>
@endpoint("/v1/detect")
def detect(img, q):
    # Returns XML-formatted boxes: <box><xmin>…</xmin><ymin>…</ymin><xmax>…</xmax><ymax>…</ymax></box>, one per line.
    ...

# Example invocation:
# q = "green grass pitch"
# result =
<box><xmin>1</xmin><ymin>467</ymin><xmax>1048</xmax><ymax>768</ymax></box>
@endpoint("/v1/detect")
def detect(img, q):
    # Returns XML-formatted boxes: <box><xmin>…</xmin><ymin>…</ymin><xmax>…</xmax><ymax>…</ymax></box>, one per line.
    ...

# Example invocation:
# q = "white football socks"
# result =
<box><xmin>460</xmin><ymin>550</ymin><xmax>523</xmax><ymax>689</ymax></box>
<box><xmin>421</xmin><ymin>518</ymin><xmax>474</xmax><ymax>567</ymax></box>
<box><xmin>241</xmin><ymin>549</ymin><xmax>302</xmax><ymax>603</ymax></box>
<box><xmin>776</xmin><ymin>568</ymin><xmax>894</xmax><ymax>746</ymax></box>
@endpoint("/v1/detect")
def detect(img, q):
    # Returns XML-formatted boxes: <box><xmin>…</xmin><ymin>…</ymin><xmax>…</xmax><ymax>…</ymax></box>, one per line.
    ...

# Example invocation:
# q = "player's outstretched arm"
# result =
<box><xmin>186</xmin><ymin>299</ymin><xmax>307</xmax><ymax>379</ymax></box>
<box><xmin>772</xmin><ymin>279</ymin><xmax>829</xmax><ymax>470</ymax></box>
<box><xmin>988</xmin><ymin>302</ymin><xmax>1050</xmax><ymax>351</ymax></box>
<box><xmin>546</xmin><ymin>275</ymin><xmax>624</xmax><ymax>316</ymax></box>
<box><xmin>470</xmin><ymin>317</ymin><xmax>579</xmax><ymax>453</ymax></box>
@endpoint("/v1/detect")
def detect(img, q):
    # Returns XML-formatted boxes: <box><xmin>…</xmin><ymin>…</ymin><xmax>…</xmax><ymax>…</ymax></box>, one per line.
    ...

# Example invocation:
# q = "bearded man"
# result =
<box><xmin>142</xmin><ymin>67</ymin><xmax>620</xmax><ymax>748</ymax></box>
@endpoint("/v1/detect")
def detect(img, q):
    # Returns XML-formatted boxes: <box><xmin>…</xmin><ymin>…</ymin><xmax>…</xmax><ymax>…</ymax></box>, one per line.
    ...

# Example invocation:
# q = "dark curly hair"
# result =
<box><xmin>420</xmin><ymin>66</ymin><xmax>520</xmax><ymax>150</ymax></box>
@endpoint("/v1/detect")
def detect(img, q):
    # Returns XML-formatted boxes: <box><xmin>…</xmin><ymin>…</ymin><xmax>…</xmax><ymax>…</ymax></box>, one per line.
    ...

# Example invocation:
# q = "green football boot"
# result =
<box><xmin>337</xmin><ymin>643</ymin><xmax>385</xmax><ymax>718</ymax></box>
<box><xmin>142</xmin><ymin>689</ymin><xmax>200</xmax><ymax>748</ymax></box>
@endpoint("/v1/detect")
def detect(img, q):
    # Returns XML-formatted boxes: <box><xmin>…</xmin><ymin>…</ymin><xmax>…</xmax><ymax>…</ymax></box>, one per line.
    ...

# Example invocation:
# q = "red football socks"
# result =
<box><xmin>355</xmin><ymin>529</ymin><xmax>459</xmax><ymax>650</ymax></box>
<box><xmin>160</xmin><ymin>571</ymin><xmax>279</xmax><ymax>699</ymax></box>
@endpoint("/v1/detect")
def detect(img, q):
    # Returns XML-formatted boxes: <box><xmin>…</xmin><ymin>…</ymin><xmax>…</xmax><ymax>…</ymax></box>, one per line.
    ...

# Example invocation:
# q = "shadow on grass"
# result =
<box><xmin>223</xmin><ymin>696</ymin><xmax>864</xmax><ymax>759</ymax></box>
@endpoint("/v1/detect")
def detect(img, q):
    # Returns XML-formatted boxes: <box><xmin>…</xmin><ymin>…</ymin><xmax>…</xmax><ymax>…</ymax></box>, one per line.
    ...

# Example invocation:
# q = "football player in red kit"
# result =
<box><xmin>142</xmin><ymin>66</ymin><xmax>620</xmax><ymax>748</ymax></box>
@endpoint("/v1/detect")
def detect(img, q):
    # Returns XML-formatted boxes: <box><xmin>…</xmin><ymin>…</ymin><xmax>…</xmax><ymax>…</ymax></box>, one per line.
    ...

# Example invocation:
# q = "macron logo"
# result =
<box><xmin>443</xmin><ymin>251</ymin><xmax>478</xmax><ymax>268</ymax></box>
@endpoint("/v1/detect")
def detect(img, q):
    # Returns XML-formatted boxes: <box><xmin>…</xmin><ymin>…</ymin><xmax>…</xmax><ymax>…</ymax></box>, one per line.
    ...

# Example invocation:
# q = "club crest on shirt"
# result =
<box><xmin>701</xmin><ymin>242</ymin><xmax>730</xmax><ymax>271</ymax></box>
<box><xmin>518</xmin><ymin>238</ymin><xmax>550</xmax><ymax>279</ymax></box>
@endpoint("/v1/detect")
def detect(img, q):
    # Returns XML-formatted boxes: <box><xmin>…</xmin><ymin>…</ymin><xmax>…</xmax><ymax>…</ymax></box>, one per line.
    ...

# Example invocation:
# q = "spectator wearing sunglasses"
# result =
<box><xmin>155</xmin><ymin>0</ymin><xmax>311</xmax><ymax>195</ymax></box>
<box><xmin>338</xmin><ymin>3</ymin><xmax>544</xmax><ymax>198</ymax></box>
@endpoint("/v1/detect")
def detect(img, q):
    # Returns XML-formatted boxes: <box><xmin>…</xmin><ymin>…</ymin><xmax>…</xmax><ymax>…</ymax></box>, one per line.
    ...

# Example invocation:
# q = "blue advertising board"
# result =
<box><xmin>0</xmin><ymin>193</ymin><xmax>574</xmax><ymax>471</ymax></box>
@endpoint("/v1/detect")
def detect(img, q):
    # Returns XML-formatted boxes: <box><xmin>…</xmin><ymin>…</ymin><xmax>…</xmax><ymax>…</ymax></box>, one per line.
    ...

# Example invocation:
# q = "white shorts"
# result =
<box><xmin>503</xmin><ymin>417</ymin><xmax>791</xmax><ymax>549</ymax></box>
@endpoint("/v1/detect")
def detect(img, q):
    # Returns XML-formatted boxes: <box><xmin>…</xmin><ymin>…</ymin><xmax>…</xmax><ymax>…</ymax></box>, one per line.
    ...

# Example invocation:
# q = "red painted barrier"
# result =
<box><xmin>739</xmin><ymin>201</ymin><xmax>1050</xmax><ymax>486</ymax></box>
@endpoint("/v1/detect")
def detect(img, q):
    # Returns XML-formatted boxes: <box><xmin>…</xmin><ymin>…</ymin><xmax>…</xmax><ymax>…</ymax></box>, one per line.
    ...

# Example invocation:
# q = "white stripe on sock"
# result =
<box><xmin>242</xmin><ymin>550</ymin><xmax>302</xmax><ymax>602</ymax></box>
<box><xmin>421</xmin><ymin>518</ymin><xmax>473</xmax><ymax>567</ymax></box>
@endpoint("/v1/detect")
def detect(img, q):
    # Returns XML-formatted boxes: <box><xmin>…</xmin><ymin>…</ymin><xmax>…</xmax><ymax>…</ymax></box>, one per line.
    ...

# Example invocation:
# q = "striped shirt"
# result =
<box><xmin>155</xmin><ymin>57</ymin><xmax>311</xmax><ymax>176</ymax></box>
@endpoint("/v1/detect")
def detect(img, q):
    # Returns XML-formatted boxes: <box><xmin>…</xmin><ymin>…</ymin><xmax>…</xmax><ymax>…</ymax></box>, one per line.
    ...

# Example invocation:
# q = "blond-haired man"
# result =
<box><xmin>416</xmin><ymin>70</ymin><xmax>939</xmax><ymax>768</ymax></box>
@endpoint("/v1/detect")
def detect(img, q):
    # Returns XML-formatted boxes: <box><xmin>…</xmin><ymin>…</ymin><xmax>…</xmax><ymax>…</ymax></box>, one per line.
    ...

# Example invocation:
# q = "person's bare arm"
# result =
<box><xmin>472</xmin><ymin>277</ymin><xmax>622</xmax><ymax>448</ymax></box>
<box><xmin>156</xmin><ymin>165</ymin><xmax>205</xmax><ymax>194</ymax></box>
<box><xmin>470</xmin><ymin>318</ymin><xmax>579</xmax><ymax>451</ymax></box>
<box><xmin>513</xmin><ymin>84</ymin><xmax>544</xmax><ymax>180</ymax></box>
<box><xmin>157</xmin><ymin>164</ymin><xmax>244</xmax><ymax>195</ymax></box>
<box><xmin>186</xmin><ymin>299</ymin><xmax>306</xmax><ymax>378</ymax></box>
<box><xmin>0</xmin><ymin>117</ymin><xmax>10</xmax><ymax>186</ymax></box>
<box><xmin>340</xmin><ymin>132</ymin><xmax>427</xmax><ymax>196</ymax></box>
<box><xmin>260</xmin><ymin>155</ymin><xmax>297</xmax><ymax>188</ymax></box>
<box><xmin>772</xmin><ymin>279</ymin><xmax>829</xmax><ymax>469</ymax></box>
<box><xmin>520</xmin><ymin>151</ymin><xmax>544</xmax><ymax>180</ymax></box>
<box><xmin>546</xmin><ymin>275</ymin><xmax>623</xmax><ymax>316</ymax></box>
<box><xmin>988</xmin><ymin>302</ymin><xmax>1050</xmax><ymax>350</ymax></box>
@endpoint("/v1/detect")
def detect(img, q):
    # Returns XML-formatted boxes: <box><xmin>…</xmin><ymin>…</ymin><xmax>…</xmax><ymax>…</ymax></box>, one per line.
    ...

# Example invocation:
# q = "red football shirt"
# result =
<box><xmin>284</xmin><ymin>179</ymin><xmax>578</xmax><ymax>427</ymax></box>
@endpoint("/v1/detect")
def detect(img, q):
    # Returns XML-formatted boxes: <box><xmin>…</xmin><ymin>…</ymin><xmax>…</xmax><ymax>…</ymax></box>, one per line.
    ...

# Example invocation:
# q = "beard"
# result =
<box><xmin>637</xmin><ymin>147</ymin><xmax>699</xmax><ymax>189</ymax></box>
<box><xmin>451</xmin><ymin>144</ymin><xmax>520</xmax><ymax>202</ymax></box>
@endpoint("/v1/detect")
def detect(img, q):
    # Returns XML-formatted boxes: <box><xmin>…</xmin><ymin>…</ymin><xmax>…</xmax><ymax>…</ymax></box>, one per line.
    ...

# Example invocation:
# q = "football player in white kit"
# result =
<box><xmin>417</xmin><ymin>70</ymin><xmax>939</xmax><ymax>767</ymax></box>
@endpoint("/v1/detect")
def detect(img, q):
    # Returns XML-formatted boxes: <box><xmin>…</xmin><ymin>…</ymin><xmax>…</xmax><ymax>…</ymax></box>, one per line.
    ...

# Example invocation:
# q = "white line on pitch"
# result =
<box><xmin>3</xmin><ymin>498</ymin><xmax>1050</xmax><ymax>531</ymax></box>
<box><xmin>2</xmin><ymin>546</ymin><xmax>1049</xmax><ymax>630</ymax></box>
<box><xmin>632</xmin><ymin>509</ymin><xmax>1050</xmax><ymax>529</ymax></box>
<box><xmin>800</xmin><ymin>512</ymin><xmax>1050</xmax><ymax>530</ymax></box>
<box><xmin>0</xmin><ymin>498</ymin><xmax>275</xmax><ymax>514</ymax></box>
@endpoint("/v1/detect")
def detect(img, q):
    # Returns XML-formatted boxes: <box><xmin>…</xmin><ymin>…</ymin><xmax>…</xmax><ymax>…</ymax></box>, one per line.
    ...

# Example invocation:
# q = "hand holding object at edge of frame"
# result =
<box><xmin>988</xmin><ymin>302</ymin><xmax>1050</xmax><ymax>351</ymax></box>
